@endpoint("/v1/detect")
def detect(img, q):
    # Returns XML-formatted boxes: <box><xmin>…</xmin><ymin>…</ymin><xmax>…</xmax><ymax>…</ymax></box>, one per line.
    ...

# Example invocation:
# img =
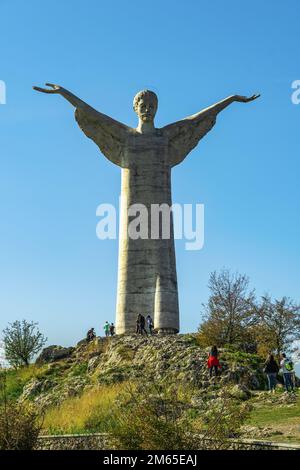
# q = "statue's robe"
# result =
<box><xmin>75</xmin><ymin>106</ymin><xmax>216</xmax><ymax>334</ymax></box>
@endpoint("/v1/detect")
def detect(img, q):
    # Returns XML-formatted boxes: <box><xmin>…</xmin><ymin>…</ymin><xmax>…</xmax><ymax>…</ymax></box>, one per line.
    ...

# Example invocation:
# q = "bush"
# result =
<box><xmin>109</xmin><ymin>382</ymin><xmax>251</xmax><ymax>450</ymax></box>
<box><xmin>199</xmin><ymin>389</ymin><xmax>252</xmax><ymax>448</ymax></box>
<box><xmin>110</xmin><ymin>382</ymin><xmax>198</xmax><ymax>450</ymax></box>
<box><xmin>0</xmin><ymin>401</ymin><xmax>42</xmax><ymax>450</ymax></box>
<box><xmin>0</xmin><ymin>370</ymin><xmax>42</xmax><ymax>449</ymax></box>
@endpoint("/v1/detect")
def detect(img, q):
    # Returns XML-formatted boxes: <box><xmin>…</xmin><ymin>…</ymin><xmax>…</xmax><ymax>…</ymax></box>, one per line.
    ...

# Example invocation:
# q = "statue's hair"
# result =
<box><xmin>133</xmin><ymin>90</ymin><xmax>158</xmax><ymax>112</ymax></box>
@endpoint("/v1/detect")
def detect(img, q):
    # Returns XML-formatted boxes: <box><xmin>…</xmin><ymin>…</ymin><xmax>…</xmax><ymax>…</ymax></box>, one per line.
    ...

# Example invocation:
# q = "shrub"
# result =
<box><xmin>0</xmin><ymin>371</ymin><xmax>42</xmax><ymax>449</ymax></box>
<box><xmin>110</xmin><ymin>382</ymin><xmax>198</xmax><ymax>450</ymax></box>
<box><xmin>109</xmin><ymin>382</ymin><xmax>251</xmax><ymax>450</ymax></box>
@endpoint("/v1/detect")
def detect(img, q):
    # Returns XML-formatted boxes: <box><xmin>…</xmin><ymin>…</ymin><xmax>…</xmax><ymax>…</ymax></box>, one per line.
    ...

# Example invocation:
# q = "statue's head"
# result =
<box><xmin>133</xmin><ymin>90</ymin><xmax>158</xmax><ymax>123</ymax></box>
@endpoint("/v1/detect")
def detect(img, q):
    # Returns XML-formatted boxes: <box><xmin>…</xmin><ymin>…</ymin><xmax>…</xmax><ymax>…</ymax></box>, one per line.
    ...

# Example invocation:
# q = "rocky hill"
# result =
<box><xmin>18</xmin><ymin>334</ymin><xmax>266</xmax><ymax>409</ymax></box>
<box><xmin>3</xmin><ymin>333</ymin><xmax>300</xmax><ymax>443</ymax></box>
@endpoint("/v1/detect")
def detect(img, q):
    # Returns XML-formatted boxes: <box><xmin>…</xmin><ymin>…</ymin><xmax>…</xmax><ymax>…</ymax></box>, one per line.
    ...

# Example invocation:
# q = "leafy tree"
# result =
<box><xmin>198</xmin><ymin>270</ymin><xmax>258</xmax><ymax>347</ymax></box>
<box><xmin>3</xmin><ymin>320</ymin><xmax>47</xmax><ymax>368</ymax></box>
<box><xmin>256</xmin><ymin>295</ymin><xmax>300</xmax><ymax>357</ymax></box>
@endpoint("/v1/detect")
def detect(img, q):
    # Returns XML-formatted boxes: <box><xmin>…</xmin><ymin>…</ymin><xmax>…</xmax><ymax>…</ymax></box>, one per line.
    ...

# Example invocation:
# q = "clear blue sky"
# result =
<box><xmin>0</xmin><ymin>0</ymin><xmax>299</xmax><ymax>347</ymax></box>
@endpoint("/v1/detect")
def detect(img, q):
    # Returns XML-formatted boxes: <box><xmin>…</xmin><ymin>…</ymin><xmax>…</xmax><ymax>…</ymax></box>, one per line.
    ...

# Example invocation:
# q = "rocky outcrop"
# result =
<box><xmin>36</xmin><ymin>345</ymin><xmax>75</xmax><ymax>364</ymax></box>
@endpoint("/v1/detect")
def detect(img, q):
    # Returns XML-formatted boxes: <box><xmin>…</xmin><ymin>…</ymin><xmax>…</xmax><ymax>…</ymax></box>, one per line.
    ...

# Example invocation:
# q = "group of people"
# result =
<box><xmin>136</xmin><ymin>314</ymin><xmax>154</xmax><ymax>335</ymax></box>
<box><xmin>264</xmin><ymin>352</ymin><xmax>295</xmax><ymax>393</ymax></box>
<box><xmin>206</xmin><ymin>346</ymin><xmax>296</xmax><ymax>393</ymax></box>
<box><xmin>86</xmin><ymin>315</ymin><xmax>154</xmax><ymax>341</ymax></box>
<box><xmin>86</xmin><ymin>322</ymin><xmax>115</xmax><ymax>342</ymax></box>
<box><xmin>103</xmin><ymin>321</ymin><xmax>115</xmax><ymax>337</ymax></box>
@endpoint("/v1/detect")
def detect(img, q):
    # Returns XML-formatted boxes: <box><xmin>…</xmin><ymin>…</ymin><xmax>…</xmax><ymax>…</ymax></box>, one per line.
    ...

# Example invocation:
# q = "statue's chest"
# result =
<box><xmin>124</xmin><ymin>133</ymin><xmax>169</xmax><ymax>169</ymax></box>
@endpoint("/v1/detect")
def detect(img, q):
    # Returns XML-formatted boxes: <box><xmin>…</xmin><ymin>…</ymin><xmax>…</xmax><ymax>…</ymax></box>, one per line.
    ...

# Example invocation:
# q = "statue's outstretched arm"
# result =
<box><xmin>33</xmin><ymin>83</ymin><xmax>130</xmax><ymax>138</ymax></box>
<box><xmin>163</xmin><ymin>93</ymin><xmax>260</xmax><ymax>167</ymax></box>
<box><xmin>181</xmin><ymin>93</ymin><xmax>260</xmax><ymax>125</ymax></box>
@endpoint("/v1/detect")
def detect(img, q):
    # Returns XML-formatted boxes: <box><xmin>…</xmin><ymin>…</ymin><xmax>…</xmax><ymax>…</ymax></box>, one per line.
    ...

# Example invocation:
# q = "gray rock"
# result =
<box><xmin>21</xmin><ymin>378</ymin><xmax>43</xmax><ymax>399</ymax></box>
<box><xmin>36</xmin><ymin>345</ymin><xmax>75</xmax><ymax>364</ymax></box>
<box><xmin>88</xmin><ymin>356</ymin><xmax>101</xmax><ymax>372</ymax></box>
<box><xmin>229</xmin><ymin>384</ymin><xmax>251</xmax><ymax>400</ymax></box>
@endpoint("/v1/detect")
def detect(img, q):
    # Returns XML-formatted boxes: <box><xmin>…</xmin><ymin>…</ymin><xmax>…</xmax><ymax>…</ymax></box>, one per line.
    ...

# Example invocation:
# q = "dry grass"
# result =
<box><xmin>42</xmin><ymin>382</ymin><xmax>129</xmax><ymax>435</ymax></box>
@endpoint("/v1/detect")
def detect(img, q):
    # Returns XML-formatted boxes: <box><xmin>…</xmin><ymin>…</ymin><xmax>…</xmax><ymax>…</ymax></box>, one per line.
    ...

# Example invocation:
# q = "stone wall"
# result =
<box><xmin>35</xmin><ymin>433</ymin><xmax>300</xmax><ymax>451</ymax></box>
<box><xmin>35</xmin><ymin>433</ymin><xmax>110</xmax><ymax>450</ymax></box>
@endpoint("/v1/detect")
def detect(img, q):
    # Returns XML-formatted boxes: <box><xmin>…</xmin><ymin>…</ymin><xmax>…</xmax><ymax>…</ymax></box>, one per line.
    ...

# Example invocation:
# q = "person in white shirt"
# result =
<box><xmin>280</xmin><ymin>353</ymin><xmax>295</xmax><ymax>392</ymax></box>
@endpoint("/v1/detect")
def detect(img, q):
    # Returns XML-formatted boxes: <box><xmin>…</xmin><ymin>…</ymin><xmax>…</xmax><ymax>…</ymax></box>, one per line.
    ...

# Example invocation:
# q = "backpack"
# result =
<box><xmin>285</xmin><ymin>360</ymin><xmax>294</xmax><ymax>372</ymax></box>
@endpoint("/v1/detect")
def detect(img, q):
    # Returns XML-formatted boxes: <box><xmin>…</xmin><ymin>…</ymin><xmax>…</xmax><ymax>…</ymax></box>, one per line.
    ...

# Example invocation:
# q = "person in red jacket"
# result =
<box><xmin>207</xmin><ymin>345</ymin><xmax>220</xmax><ymax>378</ymax></box>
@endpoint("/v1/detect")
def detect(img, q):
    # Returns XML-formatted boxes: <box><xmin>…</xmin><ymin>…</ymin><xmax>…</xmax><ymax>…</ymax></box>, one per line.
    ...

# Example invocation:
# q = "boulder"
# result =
<box><xmin>87</xmin><ymin>355</ymin><xmax>101</xmax><ymax>372</ymax></box>
<box><xmin>229</xmin><ymin>384</ymin><xmax>252</xmax><ymax>400</ymax></box>
<box><xmin>36</xmin><ymin>345</ymin><xmax>74</xmax><ymax>364</ymax></box>
<box><xmin>21</xmin><ymin>378</ymin><xmax>43</xmax><ymax>399</ymax></box>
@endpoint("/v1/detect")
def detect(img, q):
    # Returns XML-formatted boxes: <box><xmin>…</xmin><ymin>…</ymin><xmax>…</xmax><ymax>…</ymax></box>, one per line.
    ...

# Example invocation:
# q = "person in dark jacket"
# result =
<box><xmin>87</xmin><ymin>328</ymin><xmax>96</xmax><ymax>342</ymax></box>
<box><xmin>140</xmin><ymin>314</ymin><xmax>148</xmax><ymax>335</ymax></box>
<box><xmin>109</xmin><ymin>323</ymin><xmax>115</xmax><ymax>336</ymax></box>
<box><xmin>264</xmin><ymin>354</ymin><xmax>279</xmax><ymax>393</ymax></box>
<box><xmin>136</xmin><ymin>314</ymin><xmax>141</xmax><ymax>334</ymax></box>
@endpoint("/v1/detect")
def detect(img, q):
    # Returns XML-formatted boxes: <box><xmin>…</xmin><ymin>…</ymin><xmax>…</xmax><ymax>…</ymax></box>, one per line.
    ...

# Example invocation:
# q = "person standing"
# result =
<box><xmin>104</xmin><ymin>321</ymin><xmax>110</xmax><ymax>337</ymax></box>
<box><xmin>110</xmin><ymin>323</ymin><xmax>115</xmax><ymax>336</ymax></box>
<box><xmin>140</xmin><ymin>315</ymin><xmax>148</xmax><ymax>335</ymax></box>
<box><xmin>207</xmin><ymin>345</ymin><xmax>220</xmax><ymax>378</ymax></box>
<box><xmin>264</xmin><ymin>354</ymin><xmax>279</xmax><ymax>393</ymax></box>
<box><xmin>280</xmin><ymin>353</ymin><xmax>295</xmax><ymax>393</ymax></box>
<box><xmin>136</xmin><ymin>314</ymin><xmax>141</xmax><ymax>334</ymax></box>
<box><xmin>146</xmin><ymin>314</ymin><xmax>154</xmax><ymax>335</ymax></box>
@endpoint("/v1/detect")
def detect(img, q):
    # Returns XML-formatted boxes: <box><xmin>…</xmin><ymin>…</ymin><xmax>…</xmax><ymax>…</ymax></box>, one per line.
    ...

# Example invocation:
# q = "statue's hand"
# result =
<box><xmin>33</xmin><ymin>83</ymin><xmax>65</xmax><ymax>94</ymax></box>
<box><xmin>235</xmin><ymin>94</ymin><xmax>260</xmax><ymax>103</ymax></box>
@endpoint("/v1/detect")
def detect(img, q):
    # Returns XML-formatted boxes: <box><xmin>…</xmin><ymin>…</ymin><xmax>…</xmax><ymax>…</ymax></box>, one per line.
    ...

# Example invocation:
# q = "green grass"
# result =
<box><xmin>69</xmin><ymin>362</ymin><xmax>88</xmax><ymax>377</ymax></box>
<box><xmin>0</xmin><ymin>365</ymin><xmax>46</xmax><ymax>402</ymax></box>
<box><xmin>222</xmin><ymin>351</ymin><xmax>262</xmax><ymax>367</ymax></box>
<box><xmin>248</xmin><ymin>392</ymin><xmax>300</xmax><ymax>443</ymax></box>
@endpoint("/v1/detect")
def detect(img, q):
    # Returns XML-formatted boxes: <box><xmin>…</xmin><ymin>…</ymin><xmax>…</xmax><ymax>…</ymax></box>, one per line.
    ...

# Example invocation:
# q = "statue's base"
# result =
<box><xmin>156</xmin><ymin>328</ymin><xmax>178</xmax><ymax>335</ymax></box>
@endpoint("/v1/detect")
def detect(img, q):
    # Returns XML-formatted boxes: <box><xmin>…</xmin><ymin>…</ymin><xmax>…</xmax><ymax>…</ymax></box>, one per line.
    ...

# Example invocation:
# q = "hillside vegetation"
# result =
<box><xmin>1</xmin><ymin>334</ymin><xmax>299</xmax><ymax>444</ymax></box>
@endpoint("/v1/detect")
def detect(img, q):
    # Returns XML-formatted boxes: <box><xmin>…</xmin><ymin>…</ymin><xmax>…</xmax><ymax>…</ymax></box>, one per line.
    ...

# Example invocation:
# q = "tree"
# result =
<box><xmin>198</xmin><ymin>270</ymin><xmax>257</xmax><ymax>347</ymax></box>
<box><xmin>256</xmin><ymin>295</ymin><xmax>300</xmax><ymax>357</ymax></box>
<box><xmin>3</xmin><ymin>320</ymin><xmax>47</xmax><ymax>368</ymax></box>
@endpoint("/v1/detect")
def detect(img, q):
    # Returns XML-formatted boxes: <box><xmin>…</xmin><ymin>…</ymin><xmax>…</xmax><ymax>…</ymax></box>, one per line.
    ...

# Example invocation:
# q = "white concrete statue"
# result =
<box><xmin>33</xmin><ymin>83</ymin><xmax>259</xmax><ymax>334</ymax></box>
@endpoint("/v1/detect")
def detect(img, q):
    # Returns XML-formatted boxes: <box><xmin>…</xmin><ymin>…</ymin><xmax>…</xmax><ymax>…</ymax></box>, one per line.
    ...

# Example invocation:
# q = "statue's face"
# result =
<box><xmin>136</xmin><ymin>97</ymin><xmax>157</xmax><ymax>122</ymax></box>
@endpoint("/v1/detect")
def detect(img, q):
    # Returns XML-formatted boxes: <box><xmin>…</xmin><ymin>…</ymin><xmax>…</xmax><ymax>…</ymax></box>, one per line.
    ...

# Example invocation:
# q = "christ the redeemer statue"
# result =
<box><xmin>33</xmin><ymin>83</ymin><xmax>259</xmax><ymax>334</ymax></box>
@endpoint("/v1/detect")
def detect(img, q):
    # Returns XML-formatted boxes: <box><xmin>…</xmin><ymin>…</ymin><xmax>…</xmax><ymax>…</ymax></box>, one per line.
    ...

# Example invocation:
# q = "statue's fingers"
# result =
<box><xmin>45</xmin><ymin>83</ymin><xmax>59</xmax><ymax>89</ymax></box>
<box><xmin>33</xmin><ymin>86</ymin><xmax>47</xmax><ymax>92</ymax></box>
<box><xmin>33</xmin><ymin>86</ymin><xmax>55</xmax><ymax>93</ymax></box>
